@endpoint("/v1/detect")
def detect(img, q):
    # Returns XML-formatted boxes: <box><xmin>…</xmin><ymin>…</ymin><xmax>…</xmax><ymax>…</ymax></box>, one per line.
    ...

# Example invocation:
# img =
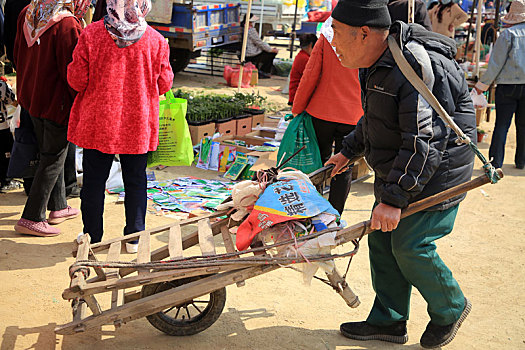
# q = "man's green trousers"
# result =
<box><xmin>366</xmin><ymin>205</ymin><xmax>465</xmax><ymax>326</ymax></box>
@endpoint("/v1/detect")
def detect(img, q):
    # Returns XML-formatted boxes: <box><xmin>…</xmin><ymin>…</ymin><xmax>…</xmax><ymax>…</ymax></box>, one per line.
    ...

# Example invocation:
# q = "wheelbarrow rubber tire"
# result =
<box><xmin>141</xmin><ymin>276</ymin><xmax>226</xmax><ymax>336</ymax></box>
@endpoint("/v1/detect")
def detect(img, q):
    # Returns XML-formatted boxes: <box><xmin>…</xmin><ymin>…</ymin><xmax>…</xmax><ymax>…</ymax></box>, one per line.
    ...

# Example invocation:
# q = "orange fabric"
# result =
<box><xmin>288</xmin><ymin>49</ymin><xmax>310</xmax><ymax>104</ymax></box>
<box><xmin>291</xmin><ymin>35</ymin><xmax>363</xmax><ymax>125</ymax></box>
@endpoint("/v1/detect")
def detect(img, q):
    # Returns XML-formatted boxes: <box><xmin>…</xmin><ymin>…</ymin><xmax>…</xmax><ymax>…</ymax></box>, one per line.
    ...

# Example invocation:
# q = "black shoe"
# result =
<box><xmin>258</xmin><ymin>71</ymin><xmax>271</xmax><ymax>79</ymax></box>
<box><xmin>516</xmin><ymin>164</ymin><xmax>524</xmax><ymax>169</ymax></box>
<box><xmin>420</xmin><ymin>297</ymin><xmax>472</xmax><ymax>349</ymax></box>
<box><xmin>340</xmin><ymin>321</ymin><xmax>408</xmax><ymax>344</ymax></box>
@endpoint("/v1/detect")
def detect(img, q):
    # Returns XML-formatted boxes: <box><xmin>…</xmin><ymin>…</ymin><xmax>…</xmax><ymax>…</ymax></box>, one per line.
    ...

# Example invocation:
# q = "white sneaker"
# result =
<box><xmin>126</xmin><ymin>242</ymin><xmax>138</xmax><ymax>254</ymax></box>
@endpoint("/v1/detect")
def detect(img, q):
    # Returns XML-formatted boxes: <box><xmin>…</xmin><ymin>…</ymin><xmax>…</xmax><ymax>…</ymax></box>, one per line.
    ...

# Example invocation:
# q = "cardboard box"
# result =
<box><xmin>246</xmin><ymin>129</ymin><xmax>277</xmax><ymax>139</ymax></box>
<box><xmin>249</xmin><ymin>157</ymin><xmax>277</xmax><ymax>172</ymax></box>
<box><xmin>215</xmin><ymin>119</ymin><xmax>236</xmax><ymax>136</ymax></box>
<box><xmin>250</xmin><ymin>69</ymin><xmax>259</xmax><ymax>86</ymax></box>
<box><xmin>352</xmin><ymin>158</ymin><xmax>371</xmax><ymax>180</ymax></box>
<box><xmin>251</xmin><ymin>113</ymin><xmax>265</xmax><ymax>129</ymax></box>
<box><xmin>235</xmin><ymin>116</ymin><xmax>253</xmax><ymax>136</ymax></box>
<box><xmin>215</xmin><ymin>135</ymin><xmax>268</xmax><ymax>155</ymax></box>
<box><xmin>247</xmin><ymin>150</ymin><xmax>278</xmax><ymax>161</ymax></box>
<box><xmin>263</xmin><ymin>115</ymin><xmax>281</xmax><ymax>128</ymax></box>
<box><xmin>188</xmin><ymin>123</ymin><xmax>216</xmax><ymax>145</ymax></box>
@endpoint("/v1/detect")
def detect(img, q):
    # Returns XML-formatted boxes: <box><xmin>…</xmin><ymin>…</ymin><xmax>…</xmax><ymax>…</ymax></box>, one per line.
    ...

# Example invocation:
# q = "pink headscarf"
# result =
<box><xmin>104</xmin><ymin>0</ymin><xmax>151</xmax><ymax>48</ymax></box>
<box><xmin>23</xmin><ymin>0</ymin><xmax>90</xmax><ymax>47</ymax></box>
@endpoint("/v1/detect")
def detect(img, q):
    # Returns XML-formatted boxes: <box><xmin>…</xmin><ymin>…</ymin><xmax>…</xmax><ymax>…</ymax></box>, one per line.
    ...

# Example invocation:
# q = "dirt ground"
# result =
<box><xmin>1</xmin><ymin>73</ymin><xmax>524</xmax><ymax>350</ymax></box>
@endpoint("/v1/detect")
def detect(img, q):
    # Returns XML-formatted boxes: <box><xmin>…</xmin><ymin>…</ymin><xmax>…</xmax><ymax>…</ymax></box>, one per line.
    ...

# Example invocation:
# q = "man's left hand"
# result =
<box><xmin>370</xmin><ymin>203</ymin><xmax>402</xmax><ymax>232</ymax></box>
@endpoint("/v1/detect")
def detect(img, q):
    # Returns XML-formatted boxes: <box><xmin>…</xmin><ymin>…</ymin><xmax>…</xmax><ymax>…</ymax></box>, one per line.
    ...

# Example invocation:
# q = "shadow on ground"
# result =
<box><xmin>1</xmin><ymin>308</ymin><xmax>426</xmax><ymax>350</ymax></box>
<box><xmin>0</xmin><ymin>239</ymin><xmax>74</xmax><ymax>271</ymax></box>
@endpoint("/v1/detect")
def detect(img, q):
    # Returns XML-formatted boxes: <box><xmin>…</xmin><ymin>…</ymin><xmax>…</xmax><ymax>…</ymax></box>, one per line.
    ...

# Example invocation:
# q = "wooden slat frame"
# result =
<box><xmin>168</xmin><ymin>224</ymin><xmax>183</xmax><ymax>260</ymax></box>
<box><xmin>198</xmin><ymin>219</ymin><xmax>216</xmax><ymax>256</ymax></box>
<box><xmin>62</xmin><ymin>263</ymin><xmax>252</xmax><ymax>299</ymax></box>
<box><xmin>137</xmin><ymin>233</ymin><xmax>151</xmax><ymax>276</ymax></box>
<box><xmin>106</xmin><ymin>242</ymin><xmax>124</xmax><ymax>316</ymax></box>
<box><xmin>220</xmin><ymin>225</ymin><xmax>245</xmax><ymax>287</ymax></box>
<box><xmin>119</xmin><ymin>218</ymin><xmax>226</xmax><ymax>277</ymax></box>
<box><xmin>86</xmin><ymin>210</ymin><xmax>227</xmax><ymax>254</ymax></box>
<box><xmin>56</xmin><ymin>265</ymin><xmax>278</xmax><ymax>335</ymax></box>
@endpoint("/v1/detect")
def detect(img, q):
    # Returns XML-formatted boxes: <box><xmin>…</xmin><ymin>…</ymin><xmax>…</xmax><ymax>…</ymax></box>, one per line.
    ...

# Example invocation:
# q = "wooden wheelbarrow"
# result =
<box><xmin>55</xmin><ymin>166</ymin><xmax>502</xmax><ymax>336</ymax></box>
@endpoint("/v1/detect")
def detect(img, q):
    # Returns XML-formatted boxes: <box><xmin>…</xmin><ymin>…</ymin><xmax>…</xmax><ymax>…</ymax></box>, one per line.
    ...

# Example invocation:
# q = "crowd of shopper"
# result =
<box><xmin>0</xmin><ymin>0</ymin><xmax>173</xmax><ymax>252</ymax></box>
<box><xmin>0</xmin><ymin>0</ymin><xmax>522</xmax><ymax>347</ymax></box>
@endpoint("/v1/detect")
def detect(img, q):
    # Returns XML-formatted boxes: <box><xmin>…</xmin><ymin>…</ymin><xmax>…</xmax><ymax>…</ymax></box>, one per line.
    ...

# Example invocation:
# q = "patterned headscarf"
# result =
<box><xmin>23</xmin><ymin>0</ymin><xmax>91</xmax><ymax>47</ymax></box>
<box><xmin>104</xmin><ymin>0</ymin><xmax>152</xmax><ymax>48</ymax></box>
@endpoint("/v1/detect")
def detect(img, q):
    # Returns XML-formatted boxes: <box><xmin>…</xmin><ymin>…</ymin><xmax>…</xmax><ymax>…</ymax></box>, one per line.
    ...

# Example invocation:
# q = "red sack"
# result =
<box><xmin>307</xmin><ymin>11</ymin><xmax>332</xmax><ymax>22</ymax></box>
<box><xmin>223</xmin><ymin>63</ymin><xmax>256</xmax><ymax>88</ymax></box>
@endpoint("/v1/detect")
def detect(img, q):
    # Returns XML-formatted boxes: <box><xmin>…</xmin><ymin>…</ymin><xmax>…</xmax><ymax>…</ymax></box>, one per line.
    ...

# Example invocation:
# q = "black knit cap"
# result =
<box><xmin>332</xmin><ymin>0</ymin><xmax>392</xmax><ymax>28</ymax></box>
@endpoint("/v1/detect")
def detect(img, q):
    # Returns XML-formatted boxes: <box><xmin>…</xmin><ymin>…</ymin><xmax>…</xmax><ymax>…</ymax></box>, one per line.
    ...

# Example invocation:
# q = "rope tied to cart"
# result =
<box><xmin>70</xmin><ymin>226</ymin><xmax>363</xmax><ymax>271</ymax></box>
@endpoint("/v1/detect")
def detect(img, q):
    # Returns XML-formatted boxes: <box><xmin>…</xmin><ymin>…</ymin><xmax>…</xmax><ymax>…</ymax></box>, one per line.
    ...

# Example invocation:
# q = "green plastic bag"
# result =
<box><xmin>147</xmin><ymin>90</ymin><xmax>194</xmax><ymax>167</ymax></box>
<box><xmin>277</xmin><ymin>112</ymin><xmax>322</xmax><ymax>174</ymax></box>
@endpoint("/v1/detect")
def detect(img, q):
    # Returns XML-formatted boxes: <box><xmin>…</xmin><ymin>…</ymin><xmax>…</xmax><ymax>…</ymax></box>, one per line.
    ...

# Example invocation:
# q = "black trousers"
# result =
<box><xmin>22</xmin><ymin>116</ymin><xmax>68</xmax><ymax>222</ymax></box>
<box><xmin>0</xmin><ymin>128</ymin><xmax>14</xmax><ymax>186</ymax></box>
<box><xmin>64</xmin><ymin>142</ymin><xmax>78</xmax><ymax>195</ymax></box>
<box><xmin>11</xmin><ymin>108</ymin><xmax>76</xmax><ymax>195</ymax></box>
<box><xmin>489</xmin><ymin>84</ymin><xmax>525</xmax><ymax>168</ymax></box>
<box><xmin>311</xmin><ymin>116</ymin><xmax>356</xmax><ymax>215</ymax></box>
<box><xmin>23</xmin><ymin>144</ymin><xmax>77</xmax><ymax>195</ymax></box>
<box><xmin>246</xmin><ymin>51</ymin><xmax>277</xmax><ymax>74</ymax></box>
<box><xmin>81</xmin><ymin>149</ymin><xmax>147</xmax><ymax>244</ymax></box>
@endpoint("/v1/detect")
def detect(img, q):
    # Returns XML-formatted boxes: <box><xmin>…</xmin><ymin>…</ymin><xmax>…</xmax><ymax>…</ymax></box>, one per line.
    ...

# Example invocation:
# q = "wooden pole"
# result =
<box><xmin>474</xmin><ymin>0</ymin><xmax>483</xmax><ymax>79</ymax></box>
<box><xmin>485</xmin><ymin>0</ymin><xmax>501</xmax><ymax>122</ymax></box>
<box><xmin>493</xmin><ymin>0</ymin><xmax>501</xmax><ymax>40</ymax></box>
<box><xmin>335</xmin><ymin>169</ymin><xmax>504</xmax><ymax>246</ymax></box>
<box><xmin>408</xmin><ymin>0</ymin><xmax>415</xmax><ymax>23</ymax></box>
<box><xmin>259</xmin><ymin>0</ymin><xmax>265</xmax><ymax>37</ymax></box>
<box><xmin>289</xmin><ymin>0</ymin><xmax>299</xmax><ymax>59</ymax></box>
<box><xmin>463</xmin><ymin>0</ymin><xmax>478</xmax><ymax>62</ymax></box>
<box><xmin>238</xmin><ymin>0</ymin><xmax>254</xmax><ymax>92</ymax></box>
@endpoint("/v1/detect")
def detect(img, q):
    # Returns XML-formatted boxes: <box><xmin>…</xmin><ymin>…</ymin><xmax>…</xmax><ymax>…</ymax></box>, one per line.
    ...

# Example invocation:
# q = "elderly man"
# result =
<box><xmin>326</xmin><ymin>0</ymin><xmax>476</xmax><ymax>348</ymax></box>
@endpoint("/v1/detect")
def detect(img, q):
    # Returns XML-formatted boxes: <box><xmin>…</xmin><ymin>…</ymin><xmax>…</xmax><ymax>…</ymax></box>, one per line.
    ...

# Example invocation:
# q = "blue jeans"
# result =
<box><xmin>81</xmin><ymin>149</ymin><xmax>147</xmax><ymax>243</ymax></box>
<box><xmin>489</xmin><ymin>84</ymin><xmax>525</xmax><ymax>168</ymax></box>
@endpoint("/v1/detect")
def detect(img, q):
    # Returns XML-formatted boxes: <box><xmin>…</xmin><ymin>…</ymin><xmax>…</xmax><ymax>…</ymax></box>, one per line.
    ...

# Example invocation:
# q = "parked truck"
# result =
<box><xmin>194</xmin><ymin>0</ymin><xmax>307</xmax><ymax>35</ymax></box>
<box><xmin>147</xmin><ymin>0</ymin><xmax>243</xmax><ymax>72</ymax></box>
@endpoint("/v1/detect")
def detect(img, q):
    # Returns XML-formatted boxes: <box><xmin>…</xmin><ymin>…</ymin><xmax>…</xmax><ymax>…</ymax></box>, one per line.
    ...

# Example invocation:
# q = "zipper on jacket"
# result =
<box><xmin>368</xmin><ymin>87</ymin><xmax>397</xmax><ymax>97</ymax></box>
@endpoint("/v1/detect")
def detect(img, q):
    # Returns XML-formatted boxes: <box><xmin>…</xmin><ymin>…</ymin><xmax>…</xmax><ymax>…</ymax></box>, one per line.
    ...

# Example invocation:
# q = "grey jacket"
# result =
<box><xmin>245</xmin><ymin>27</ymin><xmax>272</xmax><ymax>57</ymax></box>
<box><xmin>479</xmin><ymin>22</ymin><xmax>525</xmax><ymax>88</ymax></box>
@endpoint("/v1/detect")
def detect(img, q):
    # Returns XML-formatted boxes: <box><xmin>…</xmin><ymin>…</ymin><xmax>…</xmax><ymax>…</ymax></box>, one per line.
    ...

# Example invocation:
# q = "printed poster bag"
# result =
<box><xmin>235</xmin><ymin>178</ymin><xmax>339</xmax><ymax>251</ymax></box>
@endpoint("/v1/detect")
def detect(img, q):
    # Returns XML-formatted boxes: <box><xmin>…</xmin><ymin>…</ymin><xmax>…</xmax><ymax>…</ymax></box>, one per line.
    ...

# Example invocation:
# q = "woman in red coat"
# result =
<box><xmin>67</xmin><ymin>0</ymin><xmax>174</xmax><ymax>251</ymax></box>
<box><xmin>13</xmin><ymin>0</ymin><xmax>90</xmax><ymax>237</ymax></box>
<box><xmin>292</xmin><ymin>17</ymin><xmax>363</xmax><ymax>214</ymax></box>
<box><xmin>288</xmin><ymin>34</ymin><xmax>318</xmax><ymax>105</ymax></box>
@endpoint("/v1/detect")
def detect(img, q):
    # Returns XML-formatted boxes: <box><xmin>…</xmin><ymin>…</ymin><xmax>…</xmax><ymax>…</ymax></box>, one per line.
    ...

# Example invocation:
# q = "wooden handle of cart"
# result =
<box><xmin>335</xmin><ymin>168</ymin><xmax>504</xmax><ymax>245</ymax></box>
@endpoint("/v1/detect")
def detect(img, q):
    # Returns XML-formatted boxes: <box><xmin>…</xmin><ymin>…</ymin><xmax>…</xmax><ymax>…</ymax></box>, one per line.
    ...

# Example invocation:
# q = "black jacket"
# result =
<box><xmin>388</xmin><ymin>0</ymin><xmax>433</xmax><ymax>31</ymax></box>
<box><xmin>341</xmin><ymin>22</ymin><xmax>476</xmax><ymax>211</ymax></box>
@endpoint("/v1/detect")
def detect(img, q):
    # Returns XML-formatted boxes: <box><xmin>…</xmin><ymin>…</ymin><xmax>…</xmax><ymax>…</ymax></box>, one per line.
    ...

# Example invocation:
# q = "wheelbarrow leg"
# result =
<box><xmin>326</xmin><ymin>268</ymin><xmax>360</xmax><ymax>308</ymax></box>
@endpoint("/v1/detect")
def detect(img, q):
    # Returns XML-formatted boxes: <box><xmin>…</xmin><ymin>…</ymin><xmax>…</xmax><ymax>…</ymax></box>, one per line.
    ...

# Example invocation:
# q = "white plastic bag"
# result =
<box><xmin>106</xmin><ymin>158</ymin><xmax>124</xmax><ymax>190</ymax></box>
<box><xmin>470</xmin><ymin>89</ymin><xmax>488</xmax><ymax>109</ymax></box>
<box><xmin>9</xmin><ymin>105</ymin><xmax>21</xmax><ymax>133</ymax></box>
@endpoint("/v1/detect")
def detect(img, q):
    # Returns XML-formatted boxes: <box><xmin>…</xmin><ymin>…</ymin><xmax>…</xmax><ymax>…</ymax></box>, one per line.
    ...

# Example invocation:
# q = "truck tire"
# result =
<box><xmin>141</xmin><ymin>276</ymin><xmax>226</xmax><ymax>336</ymax></box>
<box><xmin>170</xmin><ymin>48</ymin><xmax>192</xmax><ymax>73</ymax></box>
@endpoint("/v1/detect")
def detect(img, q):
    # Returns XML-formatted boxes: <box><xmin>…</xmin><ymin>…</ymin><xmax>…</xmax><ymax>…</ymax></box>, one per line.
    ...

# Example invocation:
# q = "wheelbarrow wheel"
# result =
<box><xmin>141</xmin><ymin>276</ymin><xmax>226</xmax><ymax>336</ymax></box>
